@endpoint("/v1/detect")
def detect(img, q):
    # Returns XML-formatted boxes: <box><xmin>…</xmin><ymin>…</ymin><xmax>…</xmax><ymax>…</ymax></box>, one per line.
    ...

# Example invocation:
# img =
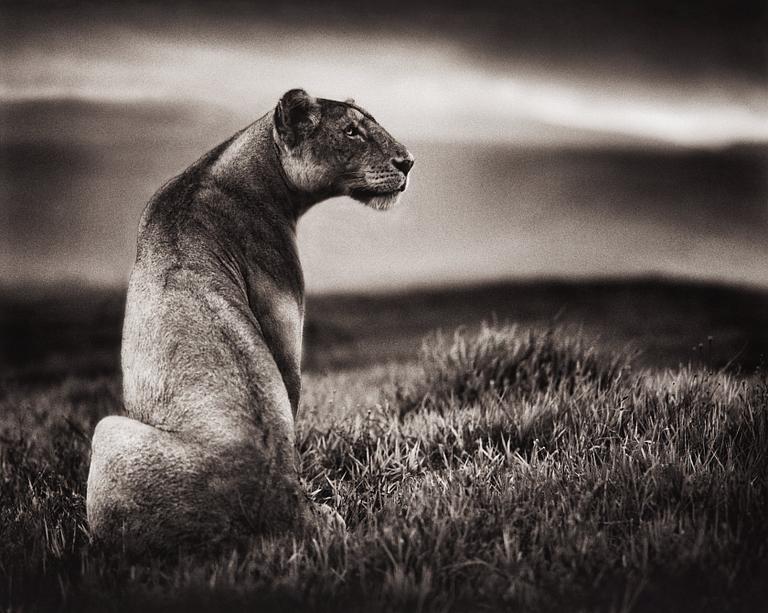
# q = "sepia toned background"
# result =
<box><xmin>2</xmin><ymin>0</ymin><xmax>767</xmax><ymax>292</ymax></box>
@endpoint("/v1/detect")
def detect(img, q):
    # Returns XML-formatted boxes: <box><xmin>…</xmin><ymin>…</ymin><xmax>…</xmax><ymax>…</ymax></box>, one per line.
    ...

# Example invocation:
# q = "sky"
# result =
<box><xmin>3</xmin><ymin>1</ymin><xmax>768</xmax><ymax>147</ymax></box>
<box><xmin>1</xmin><ymin>0</ymin><xmax>767</xmax><ymax>290</ymax></box>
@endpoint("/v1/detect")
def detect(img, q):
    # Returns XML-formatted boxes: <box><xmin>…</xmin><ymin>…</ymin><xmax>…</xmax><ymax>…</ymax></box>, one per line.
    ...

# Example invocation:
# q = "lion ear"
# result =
<box><xmin>344</xmin><ymin>98</ymin><xmax>355</xmax><ymax>105</ymax></box>
<box><xmin>274</xmin><ymin>88</ymin><xmax>320</xmax><ymax>148</ymax></box>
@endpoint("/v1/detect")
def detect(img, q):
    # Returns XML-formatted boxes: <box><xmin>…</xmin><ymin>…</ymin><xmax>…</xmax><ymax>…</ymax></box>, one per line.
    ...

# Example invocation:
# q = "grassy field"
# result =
<box><xmin>1</xmin><ymin>278</ymin><xmax>767</xmax><ymax>611</ymax></box>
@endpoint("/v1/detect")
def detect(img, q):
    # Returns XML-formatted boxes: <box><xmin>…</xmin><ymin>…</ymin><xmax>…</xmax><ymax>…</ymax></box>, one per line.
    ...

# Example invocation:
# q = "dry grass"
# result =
<box><xmin>1</xmin><ymin>324</ymin><xmax>767</xmax><ymax>612</ymax></box>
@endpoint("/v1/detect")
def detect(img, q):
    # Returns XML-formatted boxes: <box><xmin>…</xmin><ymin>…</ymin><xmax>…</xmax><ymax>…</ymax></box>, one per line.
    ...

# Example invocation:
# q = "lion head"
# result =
<box><xmin>273</xmin><ymin>88</ymin><xmax>414</xmax><ymax>211</ymax></box>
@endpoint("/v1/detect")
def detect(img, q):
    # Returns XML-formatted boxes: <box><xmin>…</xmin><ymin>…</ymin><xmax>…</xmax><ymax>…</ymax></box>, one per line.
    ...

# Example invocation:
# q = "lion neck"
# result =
<box><xmin>209</xmin><ymin>114</ymin><xmax>327</xmax><ymax>221</ymax></box>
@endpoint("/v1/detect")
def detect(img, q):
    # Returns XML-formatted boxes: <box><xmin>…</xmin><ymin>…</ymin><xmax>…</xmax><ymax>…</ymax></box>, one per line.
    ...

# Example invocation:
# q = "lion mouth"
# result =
<box><xmin>352</xmin><ymin>178</ymin><xmax>408</xmax><ymax>200</ymax></box>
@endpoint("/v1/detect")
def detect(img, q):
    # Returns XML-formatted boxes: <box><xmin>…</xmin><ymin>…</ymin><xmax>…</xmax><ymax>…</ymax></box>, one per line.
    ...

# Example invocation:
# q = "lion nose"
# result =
<box><xmin>392</xmin><ymin>156</ymin><xmax>414</xmax><ymax>176</ymax></box>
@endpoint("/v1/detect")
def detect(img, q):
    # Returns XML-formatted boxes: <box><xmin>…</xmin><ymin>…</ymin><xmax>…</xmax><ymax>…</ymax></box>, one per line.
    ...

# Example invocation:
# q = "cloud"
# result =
<box><xmin>2</xmin><ymin>20</ymin><xmax>767</xmax><ymax>148</ymax></box>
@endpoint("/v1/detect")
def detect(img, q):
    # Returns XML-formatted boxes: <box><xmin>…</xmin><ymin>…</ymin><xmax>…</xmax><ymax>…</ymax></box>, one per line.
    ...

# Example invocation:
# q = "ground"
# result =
<box><xmin>1</xmin><ymin>277</ymin><xmax>767</xmax><ymax>612</ymax></box>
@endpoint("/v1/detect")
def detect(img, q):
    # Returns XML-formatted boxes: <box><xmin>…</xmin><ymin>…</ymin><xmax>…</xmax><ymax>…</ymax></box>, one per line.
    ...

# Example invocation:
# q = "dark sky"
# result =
<box><xmin>4</xmin><ymin>0</ymin><xmax>766</xmax><ymax>76</ymax></box>
<box><xmin>1</xmin><ymin>0</ymin><xmax>767</xmax><ymax>289</ymax></box>
<box><xmin>3</xmin><ymin>0</ymin><xmax>766</xmax><ymax>145</ymax></box>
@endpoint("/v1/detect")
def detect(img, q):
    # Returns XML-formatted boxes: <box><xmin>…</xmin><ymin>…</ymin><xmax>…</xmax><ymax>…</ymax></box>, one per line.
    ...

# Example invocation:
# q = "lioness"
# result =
<box><xmin>86</xmin><ymin>89</ymin><xmax>413</xmax><ymax>552</ymax></box>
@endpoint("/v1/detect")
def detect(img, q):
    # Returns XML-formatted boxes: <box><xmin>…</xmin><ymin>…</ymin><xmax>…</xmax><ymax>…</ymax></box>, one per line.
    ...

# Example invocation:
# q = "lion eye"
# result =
<box><xmin>344</xmin><ymin>125</ymin><xmax>362</xmax><ymax>139</ymax></box>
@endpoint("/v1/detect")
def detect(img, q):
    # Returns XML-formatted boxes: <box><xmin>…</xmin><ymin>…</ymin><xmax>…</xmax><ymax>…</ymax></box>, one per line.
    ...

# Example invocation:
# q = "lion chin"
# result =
<box><xmin>366</xmin><ymin>192</ymin><xmax>402</xmax><ymax>211</ymax></box>
<box><xmin>352</xmin><ymin>189</ymin><xmax>403</xmax><ymax>211</ymax></box>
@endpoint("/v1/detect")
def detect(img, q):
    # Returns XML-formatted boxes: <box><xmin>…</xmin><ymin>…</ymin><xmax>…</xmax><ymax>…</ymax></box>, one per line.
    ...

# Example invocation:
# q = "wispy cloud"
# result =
<box><xmin>3</xmin><ymin>24</ymin><xmax>767</xmax><ymax>147</ymax></box>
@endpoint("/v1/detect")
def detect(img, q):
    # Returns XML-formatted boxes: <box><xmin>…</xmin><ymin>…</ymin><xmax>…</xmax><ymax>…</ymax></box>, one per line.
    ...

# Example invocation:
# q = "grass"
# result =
<box><xmin>401</xmin><ymin>324</ymin><xmax>635</xmax><ymax>412</ymax></box>
<box><xmin>2</xmin><ymin>308</ymin><xmax>767</xmax><ymax>612</ymax></box>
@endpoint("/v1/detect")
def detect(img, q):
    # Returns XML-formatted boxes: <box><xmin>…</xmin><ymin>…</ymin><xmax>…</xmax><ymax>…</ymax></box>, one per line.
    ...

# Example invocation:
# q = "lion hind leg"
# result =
<box><xmin>86</xmin><ymin>415</ymin><xmax>311</xmax><ymax>554</ymax></box>
<box><xmin>86</xmin><ymin>415</ymin><xmax>229</xmax><ymax>553</ymax></box>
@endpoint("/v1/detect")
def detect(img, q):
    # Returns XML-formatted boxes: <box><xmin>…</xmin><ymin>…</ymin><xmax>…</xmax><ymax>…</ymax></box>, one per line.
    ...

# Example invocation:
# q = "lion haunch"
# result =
<box><xmin>86</xmin><ymin>89</ymin><xmax>413</xmax><ymax>552</ymax></box>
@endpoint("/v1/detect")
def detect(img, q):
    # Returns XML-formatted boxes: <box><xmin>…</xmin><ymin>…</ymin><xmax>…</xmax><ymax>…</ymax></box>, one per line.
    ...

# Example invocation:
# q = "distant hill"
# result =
<box><xmin>2</xmin><ymin>277</ymin><xmax>767</xmax><ymax>383</ymax></box>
